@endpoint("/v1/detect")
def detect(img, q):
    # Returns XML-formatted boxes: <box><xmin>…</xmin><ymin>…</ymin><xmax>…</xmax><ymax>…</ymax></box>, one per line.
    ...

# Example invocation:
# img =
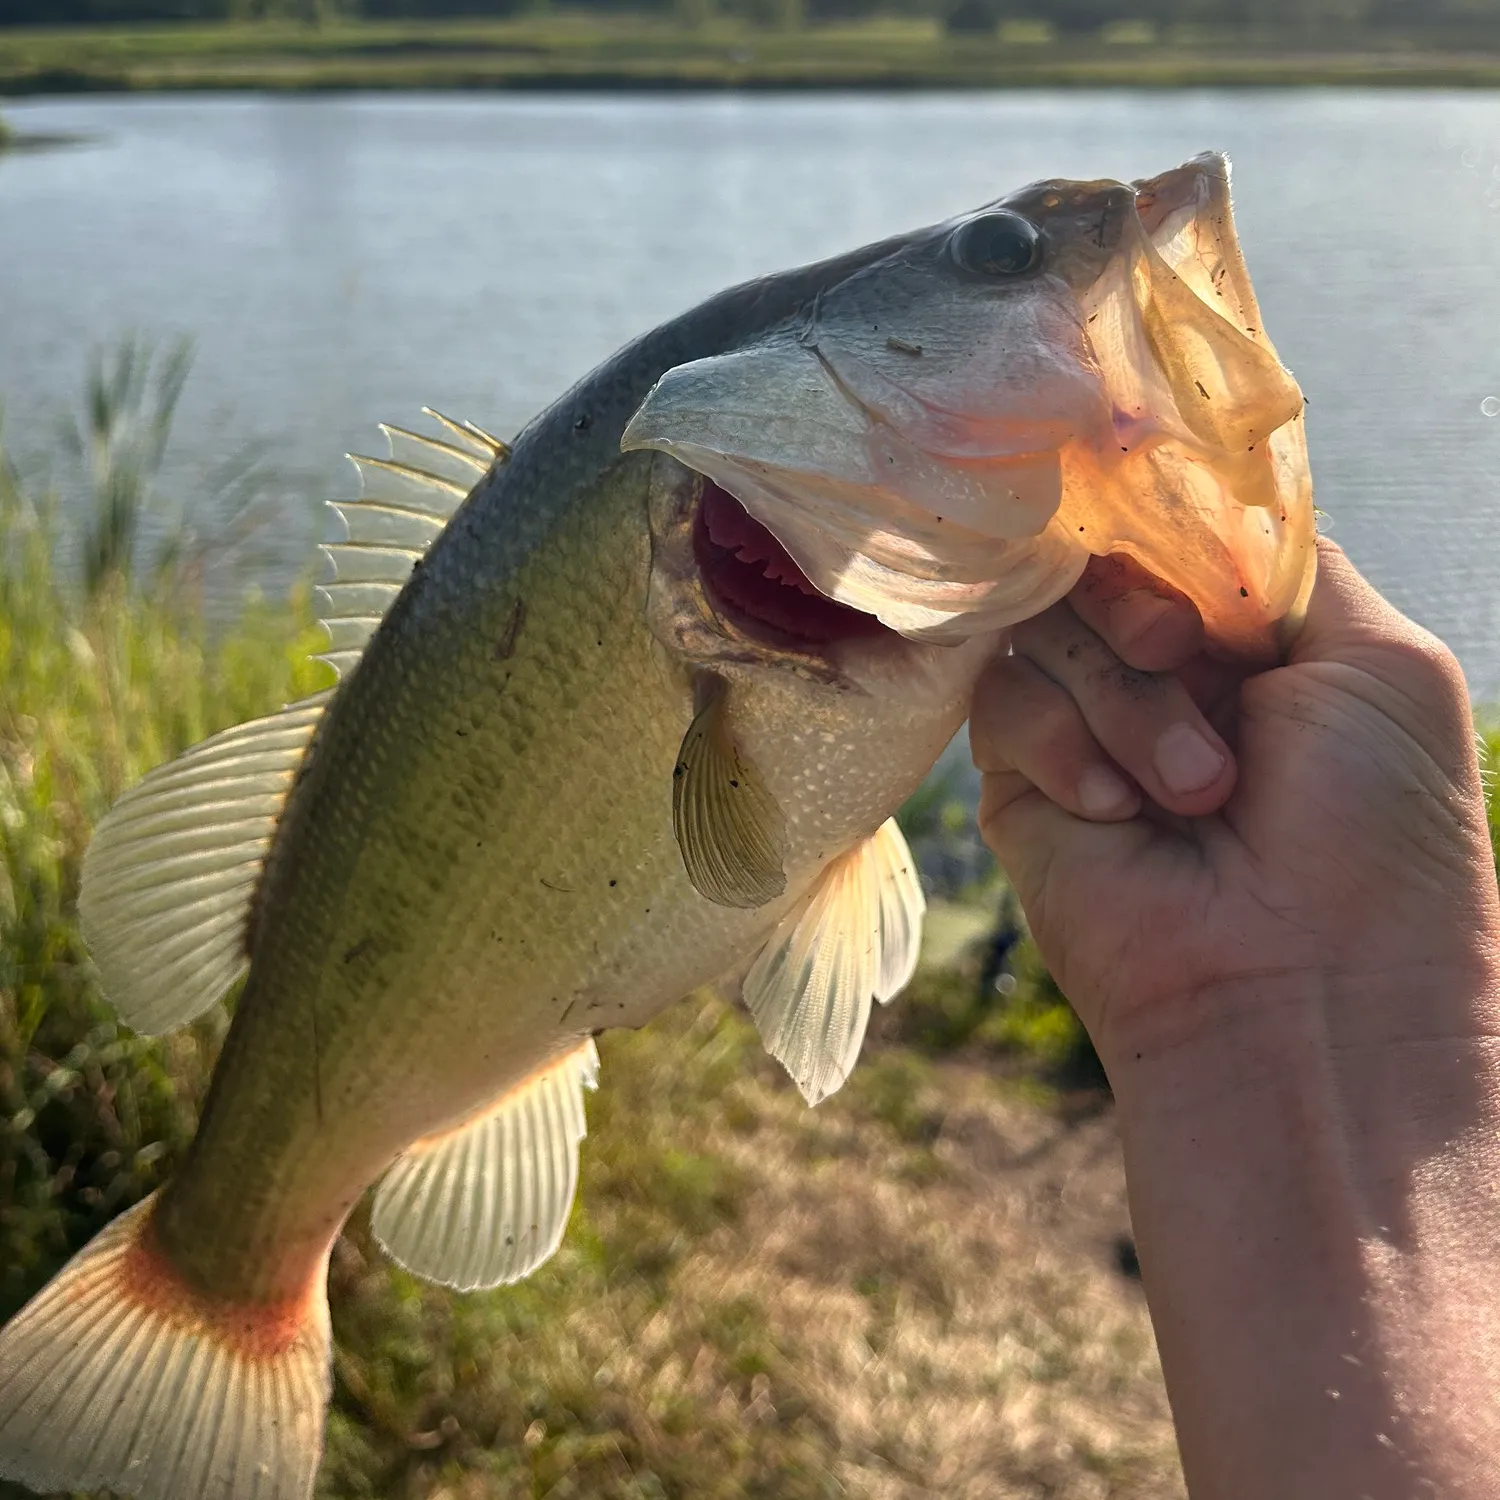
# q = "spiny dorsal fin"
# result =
<box><xmin>421</xmin><ymin>406</ymin><xmax>510</xmax><ymax>463</ymax></box>
<box><xmin>371</xmin><ymin>1039</ymin><xmax>599</xmax><ymax>1292</ymax></box>
<box><xmin>743</xmin><ymin>817</ymin><xmax>924</xmax><ymax>1106</ymax></box>
<box><xmin>672</xmin><ymin>681</ymin><xmax>787</xmax><ymax>910</ymax></box>
<box><xmin>78</xmin><ymin>693</ymin><xmax>331</xmax><ymax>1035</ymax></box>
<box><xmin>317</xmin><ymin>410</ymin><xmax>508</xmax><ymax>679</ymax></box>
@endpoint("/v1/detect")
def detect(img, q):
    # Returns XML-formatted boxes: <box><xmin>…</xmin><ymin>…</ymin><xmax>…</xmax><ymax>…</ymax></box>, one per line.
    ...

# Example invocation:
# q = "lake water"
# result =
<box><xmin>4</xmin><ymin>90</ymin><xmax>1500</xmax><ymax>690</ymax></box>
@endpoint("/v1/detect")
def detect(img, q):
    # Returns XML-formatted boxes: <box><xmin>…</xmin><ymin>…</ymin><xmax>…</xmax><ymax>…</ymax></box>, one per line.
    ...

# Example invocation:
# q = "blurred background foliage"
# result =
<box><xmin>5</xmin><ymin>0</ymin><xmax>1497</xmax><ymax>95</ymax></box>
<box><xmin>3</xmin><ymin>0</ymin><xmax>1499</xmax><ymax>45</ymax></box>
<box><xmin>1</xmin><ymin>0</ymin><xmax>1495</xmax><ymax>31</ymax></box>
<box><xmin>0</xmin><ymin>348</ymin><xmax>1161</xmax><ymax>1499</ymax></box>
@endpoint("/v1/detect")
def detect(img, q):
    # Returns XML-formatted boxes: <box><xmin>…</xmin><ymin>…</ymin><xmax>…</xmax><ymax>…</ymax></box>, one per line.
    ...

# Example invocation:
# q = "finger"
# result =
<box><xmin>971</xmin><ymin>653</ymin><xmax>1141</xmax><ymax>822</ymax></box>
<box><xmin>1073</xmin><ymin>553</ymin><xmax>1247</xmax><ymax>735</ymax></box>
<box><xmin>1175</xmin><ymin>653</ymin><xmax>1253</xmax><ymax>746</ymax></box>
<box><xmin>970</xmin><ymin>653</ymin><xmax>1128</xmax><ymax>918</ymax></box>
<box><xmin>1013</xmin><ymin>601</ymin><xmax>1236</xmax><ymax>817</ymax></box>
<box><xmin>976</xmin><ymin>769</ymin><xmax>1063</xmax><ymax>908</ymax></box>
<box><xmin>1069</xmin><ymin>553</ymin><xmax>1205</xmax><ymax>673</ymax></box>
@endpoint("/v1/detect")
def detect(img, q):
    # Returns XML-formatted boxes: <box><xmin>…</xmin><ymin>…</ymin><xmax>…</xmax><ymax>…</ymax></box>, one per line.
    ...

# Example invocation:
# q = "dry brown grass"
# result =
<box><xmin>322</xmin><ymin>996</ymin><xmax>1184</xmax><ymax>1500</ymax></box>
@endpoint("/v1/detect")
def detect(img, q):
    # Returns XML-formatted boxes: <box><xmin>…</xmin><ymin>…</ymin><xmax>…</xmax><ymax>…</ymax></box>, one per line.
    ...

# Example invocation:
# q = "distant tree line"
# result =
<box><xmin>4</xmin><ymin>0</ymin><xmax>1500</xmax><ymax>32</ymax></box>
<box><xmin>948</xmin><ymin>0</ymin><xmax>1500</xmax><ymax>31</ymax></box>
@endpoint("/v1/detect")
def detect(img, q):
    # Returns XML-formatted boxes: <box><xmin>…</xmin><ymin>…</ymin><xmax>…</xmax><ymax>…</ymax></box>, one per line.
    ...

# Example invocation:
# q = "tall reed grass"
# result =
<box><xmin>0</xmin><ymin>355</ymin><xmax>328</xmax><ymax>1322</ymax></box>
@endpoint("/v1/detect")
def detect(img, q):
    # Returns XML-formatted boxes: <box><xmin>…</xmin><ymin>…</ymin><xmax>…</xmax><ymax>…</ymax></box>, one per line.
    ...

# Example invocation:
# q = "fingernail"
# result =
<box><xmin>1078</xmin><ymin>765</ymin><xmax>1135</xmax><ymax>817</ymax></box>
<box><xmin>1154</xmin><ymin>722</ymin><xmax>1226</xmax><ymax>796</ymax></box>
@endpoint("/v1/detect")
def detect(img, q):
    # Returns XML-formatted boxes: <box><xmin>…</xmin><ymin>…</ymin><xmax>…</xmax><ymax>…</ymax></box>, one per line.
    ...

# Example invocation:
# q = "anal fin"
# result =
<box><xmin>744</xmin><ymin>817</ymin><xmax>924</xmax><ymax>1106</ymax></box>
<box><xmin>371</xmin><ymin>1039</ymin><xmax>600</xmax><ymax>1292</ymax></box>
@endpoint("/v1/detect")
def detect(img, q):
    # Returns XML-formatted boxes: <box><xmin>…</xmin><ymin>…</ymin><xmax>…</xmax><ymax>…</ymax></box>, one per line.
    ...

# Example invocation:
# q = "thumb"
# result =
<box><xmin>1291</xmin><ymin>537</ymin><xmax>1436</xmax><ymax>669</ymax></box>
<box><xmin>1284</xmin><ymin>538</ymin><xmax>1471</xmax><ymax>762</ymax></box>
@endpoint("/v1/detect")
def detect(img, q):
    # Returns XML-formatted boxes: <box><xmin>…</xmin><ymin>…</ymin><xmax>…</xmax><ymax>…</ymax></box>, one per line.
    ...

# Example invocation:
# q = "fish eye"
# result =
<box><xmin>949</xmin><ymin>212</ymin><xmax>1043</xmax><ymax>278</ymax></box>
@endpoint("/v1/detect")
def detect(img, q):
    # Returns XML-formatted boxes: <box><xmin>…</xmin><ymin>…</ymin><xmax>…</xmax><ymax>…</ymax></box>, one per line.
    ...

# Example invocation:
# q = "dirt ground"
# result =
<box><xmin>692</xmin><ymin>1057</ymin><xmax>1185</xmax><ymax>1499</ymax></box>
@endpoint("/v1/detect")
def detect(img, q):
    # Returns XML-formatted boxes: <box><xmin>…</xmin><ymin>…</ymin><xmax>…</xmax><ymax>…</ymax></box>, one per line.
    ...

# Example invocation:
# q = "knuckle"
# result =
<box><xmin>1402</xmin><ymin>626</ymin><xmax>1462</xmax><ymax>687</ymax></box>
<box><xmin>974</xmin><ymin>653</ymin><xmax>1027</xmax><ymax>703</ymax></box>
<box><xmin>976</xmin><ymin>791</ymin><xmax>1005</xmax><ymax>852</ymax></box>
<box><xmin>976</xmin><ymin>774</ymin><xmax>1024</xmax><ymax>854</ymax></box>
<box><xmin>1028</xmin><ymin>695</ymin><xmax>1086</xmax><ymax>751</ymax></box>
<box><xmin>1084</xmin><ymin>656</ymin><xmax>1158</xmax><ymax>699</ymax></box>
<box><xmin>1011</xmin><ymin>603</ymin><xmax>1073</xmax><ymax>655</ymax></box>
<box><xmin>970</xmin><ymin>664</ymin><xmax>1029</xmax><ymax>745</ymax></box>
<box><xmin>1382</xmin><ymin>627</ymin><xmax>1468</xmax><ymax>716</ymax></box>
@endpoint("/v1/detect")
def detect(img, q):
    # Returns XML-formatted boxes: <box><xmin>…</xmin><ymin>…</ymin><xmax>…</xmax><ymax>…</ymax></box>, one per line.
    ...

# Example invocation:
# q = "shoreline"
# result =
<box><xmin>4</xmin><ymin>20</ymin><xmax>1500</xmax><ymax>94</ymax></box>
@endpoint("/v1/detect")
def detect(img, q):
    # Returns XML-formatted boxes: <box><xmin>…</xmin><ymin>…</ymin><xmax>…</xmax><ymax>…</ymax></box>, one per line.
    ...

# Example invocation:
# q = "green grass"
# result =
<box><xmin>4</xmin><ymin>14</ymin><xmax>1500</xmax><ymax>92</ymax></box>
<box><xmin>317</xmin><ymin>993</ymin><xmax>1180</xmax><ymax>1499</ymax></box>
<box><xmin>1477</xmin><ymin>718</ymin><xmax>1500</xmax><ymax>870</ymax></box>
<box><xmin>0</xmin><ymin>419</ymin><xmax>330</xmax><ymax>1321</ymax></box>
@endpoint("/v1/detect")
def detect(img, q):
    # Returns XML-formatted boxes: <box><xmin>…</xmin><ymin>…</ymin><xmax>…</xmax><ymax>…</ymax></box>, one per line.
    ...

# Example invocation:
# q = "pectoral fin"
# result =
<box><xmin>744</xmin><ymin>818</ymin><xmax>924</xmax><ymax>1106</ymax></box>
<box><xmin>371</xmin><ymin>1040</ymin><xmax>600</xmax><ymax>1292</ymax></box>
<box><xmin>672</xmin><ymin>683</ymin><xmax>787</xmax><ymax>910</ymax></box>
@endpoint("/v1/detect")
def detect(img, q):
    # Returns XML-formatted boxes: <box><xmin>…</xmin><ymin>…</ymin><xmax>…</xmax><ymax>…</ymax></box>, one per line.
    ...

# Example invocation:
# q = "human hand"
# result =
<box><xmin>972</xmin><ymin>539</ymin><xmax>1500</xmax><ymax>1497</ymax></box>
<box><xmin>971</xmin><ymin>537</ymin><xmax>1500</xmax><ymax>1069</ymax></box>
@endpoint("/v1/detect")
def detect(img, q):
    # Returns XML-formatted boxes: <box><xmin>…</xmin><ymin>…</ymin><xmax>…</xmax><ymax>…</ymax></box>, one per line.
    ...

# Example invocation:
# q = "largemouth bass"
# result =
<box><xmin>0</xmin><ymin>151</ymin><xmax>1312</xmax><ymax>1500</ymax></box>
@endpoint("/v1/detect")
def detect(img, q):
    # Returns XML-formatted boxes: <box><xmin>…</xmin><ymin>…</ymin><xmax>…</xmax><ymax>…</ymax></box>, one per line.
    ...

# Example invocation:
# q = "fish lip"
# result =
<box><xmin>1080</xmin><ymin>152</ymin><xmax>1314</xmax><ymax>662</ymax></box>
<box><xmin>1131</xmin><ymin>150</ymin><xmax>1230</xmax><ymax>248</ymax></box>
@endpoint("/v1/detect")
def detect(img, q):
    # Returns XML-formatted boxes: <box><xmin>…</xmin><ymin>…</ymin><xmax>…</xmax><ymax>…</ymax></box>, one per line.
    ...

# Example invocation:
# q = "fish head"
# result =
<box><xmin>622</xmin><ymin>152</ymin><xmax>1314</xmax><ymax>662</ymax></box>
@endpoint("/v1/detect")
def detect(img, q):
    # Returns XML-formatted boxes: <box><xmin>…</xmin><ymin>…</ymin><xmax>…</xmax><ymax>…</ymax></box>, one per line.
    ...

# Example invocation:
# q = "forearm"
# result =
<box><xmin>1105</xmin><ymin>973</ymin><xmax>1500</xmax><ymax>1499</ymax></box>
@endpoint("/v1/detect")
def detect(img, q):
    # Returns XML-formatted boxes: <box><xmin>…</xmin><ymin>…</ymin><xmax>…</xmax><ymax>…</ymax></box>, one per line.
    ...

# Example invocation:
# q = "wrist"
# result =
<box><xmin>1102</xmin><ymin>967</ymin><xmax>1500</xmax><ymax>1497</ymax></box>
<box><xmin>1096</xmin><ymin>958</ymin><xmax>1500</xmax><ymax>1115</ymax></box>
<box><xmin>1104</xmin><ymin>963</ymin><xmax>1500</xmax><ymax>1239</ymax></box>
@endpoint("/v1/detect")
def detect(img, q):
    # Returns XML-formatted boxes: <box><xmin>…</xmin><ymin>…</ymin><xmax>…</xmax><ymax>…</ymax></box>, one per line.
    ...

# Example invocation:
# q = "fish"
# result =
<box><xmin>0</xmin><ymin>150</ymin><xmax>1312</xmax><ymax>1500</ymax></box>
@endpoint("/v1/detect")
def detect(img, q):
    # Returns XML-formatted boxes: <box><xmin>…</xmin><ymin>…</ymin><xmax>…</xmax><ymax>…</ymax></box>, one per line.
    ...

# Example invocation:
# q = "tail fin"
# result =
<box><xmin>0</xmin><ymin>1194</ymin><xmax>331</xmax><ymax>1500</ymax></box>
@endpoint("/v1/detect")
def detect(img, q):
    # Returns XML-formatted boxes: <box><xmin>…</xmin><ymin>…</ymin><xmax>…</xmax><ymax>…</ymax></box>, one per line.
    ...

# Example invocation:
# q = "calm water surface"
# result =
<box><xmin>4</xmin><ymin>91</ymin><xmax>1500</xmax><ymax>689</ymax></box>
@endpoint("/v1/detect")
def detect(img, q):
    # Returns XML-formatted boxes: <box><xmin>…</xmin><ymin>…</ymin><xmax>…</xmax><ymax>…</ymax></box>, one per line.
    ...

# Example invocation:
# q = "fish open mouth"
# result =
<box><xmin>693</xmin><ymin>479</ymin><xmax>893</xmax><ymax>649</ymax></box>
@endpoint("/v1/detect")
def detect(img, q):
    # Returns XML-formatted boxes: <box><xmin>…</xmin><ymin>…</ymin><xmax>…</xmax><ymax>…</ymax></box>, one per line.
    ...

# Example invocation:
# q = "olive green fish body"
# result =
<box><xmin>161</xmin><ymin>436</ymin><xmax>978</xmax><ymax>1301</ymax></box>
